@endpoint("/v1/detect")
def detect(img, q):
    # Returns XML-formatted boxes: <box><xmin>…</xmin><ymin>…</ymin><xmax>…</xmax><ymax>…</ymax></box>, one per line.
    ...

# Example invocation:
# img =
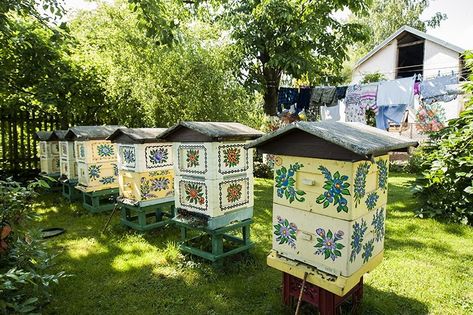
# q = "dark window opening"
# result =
<box><xmin>396</xmin><ymin>40</ymin><xmax>424</xmax><ymax>79</ymax></box>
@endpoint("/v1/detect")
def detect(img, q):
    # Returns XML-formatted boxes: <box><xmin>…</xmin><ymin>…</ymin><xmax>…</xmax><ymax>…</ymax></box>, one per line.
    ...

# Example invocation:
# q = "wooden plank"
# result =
<box><xmin>32</xmin><ymin>110</ymin><xmax>38</xmax><ymax>169</ymax></box>
<box><xmin>20</xmin><ymin>110</ymin><xmax>25</xmax><ymax>170</ymax></box>
<box><xmin>0</xmin><ymin>108</ymin><xmax>6</xmax><ymax>168</ymax></box>
<box><xmin>26</xmin><ymin>110</ymin><xmax>32</xmax><ymax>169</ymax></box>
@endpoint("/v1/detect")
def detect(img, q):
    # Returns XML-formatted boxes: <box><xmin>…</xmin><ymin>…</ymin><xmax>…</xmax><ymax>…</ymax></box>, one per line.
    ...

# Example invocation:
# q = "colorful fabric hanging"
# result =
<box><xmin>344</xmin><ymin>84</ymin><xmax>366</xmax><ymax>123</ymax></box>
<box><xmin>277</xmin><ymin>87</ymin><xmax>298</xmax><ymax>113</ymax></box>
<box><xmin>420</xmin><ymin>74</ymin><xmax>459</xmax><ymax>104</ymax></box>
<box><xmin>360</xmin><ymin>84</ymin><xmax>378</xmax><ymax>114</ymax></box>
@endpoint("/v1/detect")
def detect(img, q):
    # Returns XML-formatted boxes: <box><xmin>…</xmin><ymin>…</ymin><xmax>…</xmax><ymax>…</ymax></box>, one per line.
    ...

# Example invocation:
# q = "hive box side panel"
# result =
<box><xmin>76</xmin><ymin>140</ymin><xmax>117</xmax><ymax>164</ymax></box>
<box><xmin>272</xmin><ymin>204</ymin><xmax>385</xmax><ymax>277</ymax></box>
<box><xmin>77</xmin><ymin>161</ymin><xmax>119</xmax><ymax>190</ymax></box>
<box><xmin>174</xmin><ymin>175</ymin><xmax>254</xmax><ymax>217</ymax></box>
<box><xmin>119</xmin><ymin>169</ymin><xmax>174</xmax><ymax>203</ymax></box>
<box><xmin>40</xmin><ymin>156</ymin><xmax>60</xmax><ymax>174</ymax></box>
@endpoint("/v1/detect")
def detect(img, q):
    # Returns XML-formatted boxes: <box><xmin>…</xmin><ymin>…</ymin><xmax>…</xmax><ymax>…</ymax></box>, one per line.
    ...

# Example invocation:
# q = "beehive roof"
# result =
<box><xmin>50</xmin><ymin>130</ymin><xmax>68</xmax><ymax>141</ymax></box>
<box><xmin>34</xmin><ymin>131</ymin><xmax>53</xmax><ymax>141</ymax></box>
<box><xmin>65</xmin><ymin>125</ymin><xmax>124</xmax><ymax>141</ymax></box>
<box><xmin>157</xmin><ymin>121</ymin><xmax>264</xmax><ymax>142</ymax></box>
<box><xmin>107</xmin><ymin>128</ymin><xmax>168</xmax><ymax>143</ymax></box>
<box><xmin>246</xmin><ymin>121</ymin><xmax>418</xmax><ymax>159</ymax></box>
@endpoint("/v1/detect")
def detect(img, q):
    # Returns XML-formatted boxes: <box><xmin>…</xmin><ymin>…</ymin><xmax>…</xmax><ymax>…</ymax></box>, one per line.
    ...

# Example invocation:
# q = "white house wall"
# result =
<box><xmin>423</xmin><ymin>40</ymin><xmax>460</xmax><ymax>78</ymax></box>
<box><xmin>352</xmin><ymin>40</ymin><xmax>397</xmax><ymax>83</ymax></box>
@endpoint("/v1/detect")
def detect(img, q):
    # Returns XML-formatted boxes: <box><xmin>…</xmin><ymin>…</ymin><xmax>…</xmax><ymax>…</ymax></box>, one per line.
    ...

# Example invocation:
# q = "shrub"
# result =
<box><xmin>0</xmin><ymin>178</ymin><xmax>67</xmax><ymax>314</ymax></box>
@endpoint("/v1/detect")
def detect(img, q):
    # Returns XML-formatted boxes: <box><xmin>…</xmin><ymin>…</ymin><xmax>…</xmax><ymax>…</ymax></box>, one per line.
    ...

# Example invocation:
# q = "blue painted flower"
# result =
<box><xmin>88</xmin><ymin>165</ymin><xmax>101</xmax><ymax>180</ymax></box>
<box><xmin>365</xmin><ymin>192</ymin><xmax>379</xmax><ymax>211</ymax></box>
<box><xmin>151</xmin><ymin>177</ymin><xmax>170</xmax><ymax>191</ymax></box>
<box><xmin>316</xmin><ymin>166</ymin><xmax>351</xmax><ymax>213</ymax></box>
<box><xmin>97</xmin><ymin>144</ymin><xmax>114</xmax><ymax>157</ymax></box>
<box><xmin>350</xmin><ymin>219</ymin><xmax>368</xmax><ymax>262</ymax></box>
<box><xmin>99</xmin><ymin>176</ymin><xmax>115</xmax><ymax>184</ymax></box>
<box><xmin>149</xmin><ymin>148</ymin><xmax>168</xmax><ymax>165</ymax></box>
<box><xmin>277</xmin><ymin>188</ymin><xmax>284</xmax><ymax>198</ymax></box>
<box><xmin>376</xmin><ymin>159</ymin><xmax>388</xmax><ymax>192</ymax></box>
<box><xmin>274</xmin><ymin>216</ymin><xmax>298</xmax><ymax>249</ymax></box>
<box><xmin>362</xmin><ymin>239</ymin><xmax>374</xmax><ymax>263</ymax></box>
<box><xmin>354</xmin><ymin>162</ymin><xmax>371</xmax><ymax>206</ymax></box>
<box><xmin>314</xmin><ymin>228</ymin><xmax>345</xmax><ymax>261</ymax></box>
<box><xmin>372</xmin><ymin>208</ymin><xmax>385</xmax><ymax>242</ymax></box>
<box><xmin>274</xmin><ymin>163</ymin><xmax>306</xmax><ymax>203</ymax></box>
<box><xmin>122</xmin><ymin>147</ymin><xmax>135</xmax><ymax>164</ymax></box>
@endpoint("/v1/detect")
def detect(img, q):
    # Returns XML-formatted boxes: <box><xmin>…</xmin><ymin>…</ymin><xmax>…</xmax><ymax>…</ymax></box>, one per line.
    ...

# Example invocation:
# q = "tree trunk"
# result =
<box><xmin>262</xmin><ymin>66</ymin><xmax>281</xmax><ymax>116</ymax></box>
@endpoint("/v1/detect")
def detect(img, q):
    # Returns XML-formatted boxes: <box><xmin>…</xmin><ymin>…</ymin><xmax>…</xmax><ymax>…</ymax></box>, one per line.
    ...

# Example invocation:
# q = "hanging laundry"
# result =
<box><xmin>344</xmin><ymin>84</ymin><xmax>366</xmax><ymax>123</ymax></box>
<box><xmin>336</xmin><ymin>86</ymin><xmax>348</xmax><ymax>100</ymax></box>
<box><xmin>377</xmin><ymin>76</ymin><xmax>415</xmax><ymax>108</ymax></box>
<box><xmin>375</xmin><ymin>104</ymin><xmax>408</xmax><ymax>130</ymax></box>
<box><xmin>307</xmin><ymin>86</ymin><xmax>336</xmax><ymax>121</ymax></box>
<box><xmin>296</xmin><ymin>87</ymin><xmax>312</xmax><ymax>113</ymax></box>
<box><xmin>277</xmin><ymin>87</ymin><xmax>298</xmax><ymax>113</ymax></box>
<box><xmin>320</xmin><ymin>101</ymin><xmax>342</xmax><ymax>121</ymax></box>
<box><xmin>414</xmin><ymin>82</ymin><xmax>420</xmax><ymax>95</ymax></box>
<box><xmin>360</xmin><ymin>84</ymin><xmax>378</xmax><ymax>114</ymax></box>
<box><xmin>420</xmin><ymin>74</ymin><xmax>459</xmax><ymax>104</ymax></box>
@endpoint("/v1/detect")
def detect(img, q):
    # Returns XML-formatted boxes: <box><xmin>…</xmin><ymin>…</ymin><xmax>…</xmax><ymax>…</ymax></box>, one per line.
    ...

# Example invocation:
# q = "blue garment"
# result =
<box><xmin>296</xmin><ymin>87</ymin><xmax>312</xmax><ymax>113</ymax></box>
<box><xmin>420</xmin><ymin>75</ymin><xmax>459</xmax><ymax>104</ymax></box>
<box><xmin>336</xmin><ymin>86</ymin><xmax>348</xmax><ymax>99</ymax></box>
<box><xmin>375</xmin><ymin>104</ymin><xmax>408</xmax><ymax>130</ymax></box>
<box><xmin>278</xmin><ymin>87</ymin><xmax>298</xmax><ymax>113</ymax></box>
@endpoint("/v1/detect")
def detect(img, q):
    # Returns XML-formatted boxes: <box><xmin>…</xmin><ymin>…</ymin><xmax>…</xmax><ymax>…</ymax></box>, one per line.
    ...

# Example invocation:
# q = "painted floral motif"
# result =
<box><xmin>316</xmin><ymin>166</ymin><xmax>351</xmax><ymax>213</ymax></box>
<box><xmin>149</xmin><ymin>170</ymin><xmax>171</xmax><ymax>176</ymax></box>
<box><xmin>151</xmin><ymin>177</ymin><xmax>170</xmax><ymax>191</ymax></box>
<box><xmin>97</xmin><ymin>144</ymin><xmax>114</xmax><ymax>157</ymax></box>
<box><xmin>184</xmin><ymin>182</ymin><xmax>205</xmax><ymax>205</ymax></box>
<box><xmin>350</xmin><ymin>219</ymin><xmax>368</xmax><ymax>263</ymax></box>
<box><xmin>274</xmin><ymin>216</ymin><xmax>298</xmax><ymax>249</ymax></box>
<box><xmin>140</xmin><ymin>178</ymin><xmax>154</xmax><ymax>199</ymax></box>
<box><xmin>376</xmin><ymin>159</ymin><xmax>388</xmax><ymax>192</ymax></box>
<box><xmin>79</xmin><ymin>145</ymin><xmax>85</xmax><ymax>158</ymax></box>
<box><xmin>99</xmin><ymin>176</ymin><xmax>115</xmax><ymax>184</ymax></box>
<box><xmin>186</xmin><ymin>149</ymin><xmax>200</xmax><ymax>168</ymax></box>
<box><xmin>223</xmin><ymin>147</ymin><xmax>241</xmax><ymax>167</ymax></box>
<box><xmin>122</xmin><ymin>147</ymin><xmax>135</xmax><ymax>164</ymax></box>
<box><xmin>275</xmin><ymin>163</ymin><xmax>306</xmax><ymax>203</ymax></box>
<box><xmin>112</xmin><ymin>163</ymin><xmax>118</xmax><ymax>176</ymax></box>
<box><xmin>61</xmin><ymin>143</ymin><xmax>67</xmax><ymax>155</ymax></box>
<box><xmin>362</xmin><ymin>239</ymin><xmax>374</xmax><ymax>263</ymax></box>
<box><xmin>88</xmin><ymin>165</ymin><xmax>101</xmax><ymax>180</ymax></box>
<box><xmin>354</xmin><ymin>162</ymin><xmax>371</xmax><ymax>207</ymax></box>
<box><xmin>372</xmin><ymin>208</ymin><xmax>385</xmax><ymax>242</ymax></box>
<box><xmin>365</xmin><ymin>191</ymin><xmax>379</xmax><ymax>210</ymax></box>
<box><xmin>226</xmin><ymin>183</ymin><xmax>242</xmax><ymax>203</ymax></box>
<box><xmin>149</xmin><ymin>148</ymin><xmax>168</xmax><ymax>165</ymax></box>
<box><xmin>314</xmin><ymin>228</ymin><xmax>345</xmax><ymax>261</ymax></box>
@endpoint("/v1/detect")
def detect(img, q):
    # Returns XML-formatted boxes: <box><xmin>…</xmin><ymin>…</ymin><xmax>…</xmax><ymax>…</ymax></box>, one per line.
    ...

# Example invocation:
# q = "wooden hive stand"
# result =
<box><xmin>174</xmin><ymin>217</ymin><xmax>254</xmax><ymax>267</ymax></box>
<box><xmin>118</xmin><ymin>199</ymin><xmax>175</xmax><ymax>232</ymax></box>
<box><xmin>77</xmin><ymin>186</ymin><xmax>119</xmax><ymax>214</ymax></box>
<box><xmin>61</xmin><ymin>179</ymin><xmax>81</xmax><ymax>202</ymax></box>
<box><xmin>283</xmin><ymin>272</ymin><xmax>363</xmax><ymax>315</ymax></box>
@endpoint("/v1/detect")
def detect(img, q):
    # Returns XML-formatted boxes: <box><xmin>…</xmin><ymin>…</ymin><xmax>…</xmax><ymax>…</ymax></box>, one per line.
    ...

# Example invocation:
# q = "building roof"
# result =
<box><xmin>50</xmin><ymin>130</ymin><xmax>68</xmax><ymax>141</ymax></box>
<box><xmin>34</xmin><ymin>131</ymin><xmax>53</xmax><ymax>141</ymax></box>
<box><xmin>355</xmin><ymin>25</ymin><xmax>465</xmax><ymax>68</ymax></box>
<box><xmin>246</xmin><ymin>121</ymin><xmax>418</xmax><ymax>158</ymax></box>
<box><xmin>157</xmin><ymin>122</ymin><xmax>264</xmax><ymax>142</ymax></box>
<box><xmin>107</xmin><ymin>128</ymin><xmax>168</xmax><ymax>144</ymax></box>
<box><xmin>65</xmin><ymin>125</ymin><xmax>124</xmax><ymax>141</ymax></box>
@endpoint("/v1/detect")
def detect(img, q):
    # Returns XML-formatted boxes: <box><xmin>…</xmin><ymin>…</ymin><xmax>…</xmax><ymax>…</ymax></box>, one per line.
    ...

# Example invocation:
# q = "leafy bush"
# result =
<box><xmin>0</xmin><ymin>178</ymin><xmax>67</xmax><ymax>314</ymax></box>
<box><xmin>413</xmin><ymin>109</ymin><xmax>473</xmax><ymax>224</ymax></box>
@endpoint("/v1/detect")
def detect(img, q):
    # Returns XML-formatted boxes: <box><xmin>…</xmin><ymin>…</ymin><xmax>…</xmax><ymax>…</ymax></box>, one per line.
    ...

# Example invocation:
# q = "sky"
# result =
<box><xmin>63</xmin><ymin>0</ymin><xmax>473</xmax><ymax>49</ymax></box>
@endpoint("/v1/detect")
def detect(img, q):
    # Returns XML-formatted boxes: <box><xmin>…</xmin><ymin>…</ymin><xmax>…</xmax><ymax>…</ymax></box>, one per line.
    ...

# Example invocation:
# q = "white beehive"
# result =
<box><xmin>51</xmin><ymin>130</ymin><xmax>78</xmax><ymax>180</ymax></box>
<box><xmin>247</xmin><ymin>121</ymin><xmax>417</xmax><ymax>277</ymax></box>
<box><xmin>107</xmin><ymin>128</ymin><xmax>175</xmax><ymax>205</ymax></box>
<box><xmin>65</xmin><ymin>126</ymin><xmax>123</xmax><ymax>192</ymax></box>
<box><xmin>35</xmin><ymin>131</ymin><xmax>60</xmax><ymax>175</ymax></box>
<box><xmin>157</xmin><ymin>122</ymin><xmax>263</xmax><ymax>225</ymax></box>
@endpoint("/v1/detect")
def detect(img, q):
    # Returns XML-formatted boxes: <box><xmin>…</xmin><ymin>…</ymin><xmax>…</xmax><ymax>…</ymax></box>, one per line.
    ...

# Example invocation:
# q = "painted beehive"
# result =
<box><xmin>35</xmin><ymin>131</ymin><xmax>60</xmax><ymax>175</ymax></box>
<box><xmin>157</xmin><ymin>122</ymin><xmax>263</xmax><ymax>220</ymax></box>
<box><xmin>51</xmin><ymin>130</ymin><xmax>78</xmax><ymax>180</ymax></box>
<box><xmin>107</xmin><ymin>128</ymin><xmax>175</xmax><ymax>205</ymax></box>
<box><xmin>247</xmin><ymin>121</ymin><xmax>417</xmax><ymax>277</ymax></box>
<box><xmin>65</xmin><ymin>125</ymin><xmax>123</xmax><ymax>192</ymax></box>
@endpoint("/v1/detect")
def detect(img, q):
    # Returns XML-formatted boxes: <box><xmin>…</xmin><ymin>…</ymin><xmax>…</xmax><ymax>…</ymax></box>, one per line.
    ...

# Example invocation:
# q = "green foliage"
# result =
<box><xmin>0</xmin><ymin>178</ymin><xmax>66</xmax><ymax>314</ymax></box>
<box><xmin>361</xmin><ymin>72</ymin><xmax>386</xmax><ymax>84</ymax></box>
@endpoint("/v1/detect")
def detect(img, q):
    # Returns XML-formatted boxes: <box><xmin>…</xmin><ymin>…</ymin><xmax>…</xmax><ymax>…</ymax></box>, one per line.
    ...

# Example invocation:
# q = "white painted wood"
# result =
<box><xmin>117</xmin><ymin>143</ymin><xmax>173</xmax><ymax>172</ymax></box>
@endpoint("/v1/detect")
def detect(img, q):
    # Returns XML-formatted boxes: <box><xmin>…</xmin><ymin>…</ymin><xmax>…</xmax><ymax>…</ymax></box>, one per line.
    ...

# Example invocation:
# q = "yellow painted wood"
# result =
<box><xmin>77</xmin><ymin>161</ymin><xmax>118</xmax><ymax>191</ymax></box>
<box><xmin>118</xmin><ymin>169</ymin><xmax>174</xmax><ymax>203</ymax></box>
<box><xmin>39</xmin><ymin>141</ymin><xmax>59</xmax><ymax>158</ymax></box>
<box><xmin>267</xmin><ymin>250</ymin><xmax>383</xmax><ymax>296</ymax></box>
<box><xmin>273</xmin><ymin>154</ymin><xmax>389</xmax><ymax>220</ymax></box>
<box><xmin>40</xmin><ymin>156</ymin><xmax>60</xmax><ymax>174</ymax></box>
<box><xmin>75</xmin><ymin>140</ymin><xmax>117</xmax><ymax>164</ymax></box>
<box><xmin>272</xmin><ymin>203</ymin><xmax>385</xmax><ymax>277</ymax></box>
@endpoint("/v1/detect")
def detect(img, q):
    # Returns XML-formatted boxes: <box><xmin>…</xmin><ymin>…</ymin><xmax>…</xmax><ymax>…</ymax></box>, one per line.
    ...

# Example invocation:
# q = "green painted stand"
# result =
<box><xmin>119</xmin><ymin>200</ymin><xmax>175</xmax><ymax>232</ymax></box>
<box><xmin>174</xmin><ymin>218</ymin><xmax>254</xmax><ymax>266</ymax></box>
<box><xmin>40</xmin><ymin>173</ymin><xmax>62</xmax><ymax>192</ymax></box>
<box><xmin>61</xmin><ymin>180</ymin><xmax>81</xmax><ymax>202</ymax></box>
<box><xmin>81</xmin><ymin>188</ymin><xmax>119</xmax><ymax>214</ymax></box>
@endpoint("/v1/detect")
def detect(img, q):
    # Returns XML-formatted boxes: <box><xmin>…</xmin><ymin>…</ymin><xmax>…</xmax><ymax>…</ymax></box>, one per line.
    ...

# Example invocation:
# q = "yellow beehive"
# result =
<box><xmin>247</xmin><ymin>121</ymin><xmax>417</xmax><ymax>278</ymax></box>
<box><xmin>107</xmin><ymin>128</ymin><xmax>175</xmax><ymax>206</ymax></box>
<box><xmin>65</xmin><ymin>126</ymin><xmax>123</xmax><ymax>191</ymax></box>
<box><xmin>35</xmin><ymin>131</ymin><xmax>60</xmax><ymax>175</ymax></box>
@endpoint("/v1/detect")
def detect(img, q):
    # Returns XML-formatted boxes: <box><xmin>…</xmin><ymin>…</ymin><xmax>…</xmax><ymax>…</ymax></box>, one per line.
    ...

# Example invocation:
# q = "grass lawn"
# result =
<box><xmin>33</xmin><ymin>173</ymin><xmax>473</xmax><ymax>315</ymax></box>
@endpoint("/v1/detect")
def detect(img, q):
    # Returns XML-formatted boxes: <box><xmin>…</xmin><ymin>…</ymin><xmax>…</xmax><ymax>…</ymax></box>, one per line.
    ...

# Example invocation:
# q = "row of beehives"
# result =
<box><xmin>37</xmin><ymin>121</ymin><xmax>417</xmax><ymax>279</ymax></box>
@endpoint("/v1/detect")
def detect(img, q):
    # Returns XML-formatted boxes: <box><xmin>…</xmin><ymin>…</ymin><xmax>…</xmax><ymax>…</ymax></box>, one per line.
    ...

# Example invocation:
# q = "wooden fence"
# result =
<box><xmin>0</xmin><ymin>108</ymin><xmax>65</xmax><ymax>174</ymax></box>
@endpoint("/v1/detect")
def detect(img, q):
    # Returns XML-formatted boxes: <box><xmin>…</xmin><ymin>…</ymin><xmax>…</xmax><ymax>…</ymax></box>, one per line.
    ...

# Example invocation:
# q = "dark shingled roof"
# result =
<box><xmin>246</xmin><ymin>121</ymin><xmax>418</xmax><ymax>157</ymax></box>
<box><xmin>65</xmin><ymin>125</ymin><xmax>125</xmax><ymax>141</ymax></box>
<box><xmin>50</xmin><ymin>130</ymin><xmax>68</xmax><ymax>141</ymax></box>
<box><xmin>157</xmin><ymin>122</ymin><xmax>264</xmax><ymax>142</ymax></box>
<box><xmin>34</xmin><ymin>131</ymin><xmax>53</xmax><ymax>141</ymax></box>
<box><xmin>107</xmin><ymin>128</ymin><xmax>168</xmax><ymax>143</ymax></box>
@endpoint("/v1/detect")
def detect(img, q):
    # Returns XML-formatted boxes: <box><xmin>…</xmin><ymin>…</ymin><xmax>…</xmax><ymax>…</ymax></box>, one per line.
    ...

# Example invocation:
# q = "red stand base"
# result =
<box><xmin>282</xmin><ymin>272</ymin><xmax>363</xmax><ymax>315</ymax></box>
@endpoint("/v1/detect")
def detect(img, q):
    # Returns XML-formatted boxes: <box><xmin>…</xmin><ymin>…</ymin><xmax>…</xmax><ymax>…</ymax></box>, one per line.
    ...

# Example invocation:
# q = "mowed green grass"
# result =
<box><xmin>33</xmin><ymin>174</ymin><xmax>473</xmax><ymax>315</ymax></box>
